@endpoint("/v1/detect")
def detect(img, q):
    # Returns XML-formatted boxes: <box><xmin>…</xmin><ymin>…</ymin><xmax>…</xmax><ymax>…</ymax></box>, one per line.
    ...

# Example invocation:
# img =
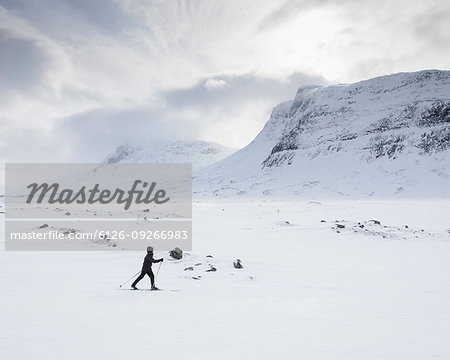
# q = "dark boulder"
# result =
<box><xmin>169</xmin><ymin>247</ymin><xmax>183</xmax><ymax>260</ymax></box>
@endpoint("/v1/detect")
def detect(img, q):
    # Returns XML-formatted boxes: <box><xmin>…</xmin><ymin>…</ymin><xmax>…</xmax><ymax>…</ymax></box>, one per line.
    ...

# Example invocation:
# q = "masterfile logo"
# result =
<box><xmin>26</xmin><ymin>180</ymin><xmax>170</xmax><ymax>210</ymax></box>
<box><xmin>5</xmin><ymin>163</ymin><xmax>192</xmax><ymax>251</ymax></box>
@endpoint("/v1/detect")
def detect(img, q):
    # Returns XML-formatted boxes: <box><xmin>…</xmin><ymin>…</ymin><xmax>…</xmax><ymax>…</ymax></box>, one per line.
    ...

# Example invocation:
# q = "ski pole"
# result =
<box><xmin>119</xmin><ymin>271</ymin><xmax>141</xmax><ymax>288</ymax></box>
<box><xmin>155</xmin><ymin>261</ymin><xmax>162</xmax><ymax>284</ymax></box>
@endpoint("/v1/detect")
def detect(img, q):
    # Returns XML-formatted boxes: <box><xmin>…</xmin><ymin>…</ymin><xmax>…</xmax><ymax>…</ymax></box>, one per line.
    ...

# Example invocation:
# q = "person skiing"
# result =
<box><xmin>131</xmin><ymin>246</ymin><xmax>164</xmax><ymax>290</ymax></box>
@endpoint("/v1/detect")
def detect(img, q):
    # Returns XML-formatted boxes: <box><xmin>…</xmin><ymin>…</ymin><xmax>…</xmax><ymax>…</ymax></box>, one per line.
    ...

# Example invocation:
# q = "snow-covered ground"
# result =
<box><xmin>1</xmin><ymin>70</ymin><xmax>449</xmax><ymax>358</ymax></box>
<box><xmin>1</xmin><ymin>199</ymin><xmax>449</xmax><ymax>359</ymax></box>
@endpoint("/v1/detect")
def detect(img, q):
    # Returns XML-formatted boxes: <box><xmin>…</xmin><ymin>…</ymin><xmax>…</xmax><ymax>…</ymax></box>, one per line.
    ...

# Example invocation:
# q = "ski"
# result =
<box><xmin>118</xmin><ymin>288</ymin><xmax>181</xmax><ymax>292</ymax></box>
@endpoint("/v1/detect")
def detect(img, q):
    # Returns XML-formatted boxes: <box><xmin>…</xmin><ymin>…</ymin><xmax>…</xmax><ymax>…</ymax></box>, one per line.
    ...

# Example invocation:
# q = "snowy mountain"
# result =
<box><xmin>195</xmin><ymin>70</ymin><xmax>450</xmax><ymax>198</ymax></box>
<box><xmin>105</xmin><ymin>140</ymin><xmax>236</xmax><ymax>169</ymax></box>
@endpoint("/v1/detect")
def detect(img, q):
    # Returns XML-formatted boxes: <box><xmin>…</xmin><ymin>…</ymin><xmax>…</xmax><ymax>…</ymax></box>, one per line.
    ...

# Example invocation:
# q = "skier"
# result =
<box><xmin>131</xmin><ymin>246</ymin><xmax>164</xmax><ymax>290</ymax></box>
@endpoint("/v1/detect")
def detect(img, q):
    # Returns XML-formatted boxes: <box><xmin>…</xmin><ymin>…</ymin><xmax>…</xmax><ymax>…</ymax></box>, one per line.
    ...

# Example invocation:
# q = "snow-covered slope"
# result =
<box><xmin>105</xmin><ymin>140</ymin><xmax>236</xmax><ymax>169</ymax></box>
<box><xmin>195</xmin><ymin>70</ymin><xmax>450</xmax><ymax>198</ymax></box>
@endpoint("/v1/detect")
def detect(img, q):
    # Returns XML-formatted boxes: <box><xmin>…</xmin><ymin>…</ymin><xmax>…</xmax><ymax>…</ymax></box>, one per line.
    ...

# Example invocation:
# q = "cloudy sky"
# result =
<box><xmin>0</xmin><ymin>0</ymin><xmax>449</xmax><ymax>164</ymax></box>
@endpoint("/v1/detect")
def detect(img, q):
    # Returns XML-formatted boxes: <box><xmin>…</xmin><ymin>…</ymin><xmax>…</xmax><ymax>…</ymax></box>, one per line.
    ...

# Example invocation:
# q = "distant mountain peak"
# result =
<box><xmin>105</xmin><ymin>140</ymin><xmax>236</xmax><ymax>169</ymax></box>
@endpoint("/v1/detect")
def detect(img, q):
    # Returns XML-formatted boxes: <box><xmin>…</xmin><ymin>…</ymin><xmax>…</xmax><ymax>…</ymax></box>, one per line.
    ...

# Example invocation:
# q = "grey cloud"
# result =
<box><xmin>0</xmin><ymin>29</ymin><xmax>51</xmax><ymax>93</ymax></box>
<box><xmin>0</xmin><ymin>128</ymin><xmax>69</xmax><ymax>162</ymax></box>
<box><xmin>258</xmin><ymin>0</ymin><xmax>449</xmax><ymax>44</ymax></box>
<box><xmin>0</xmin><ymin>0</ymin><xmax>136</xmax><ymax>38</ymax></box>
<box><xmin>40</xmin><ymin>71</ymin><xmax>327</xmax><ymax>162</ymax></box>
<box><xmin>164</xmin><ymin>72</ymin><xmax>326</xmax><ymax>111</ymax></box>
<box><xmin>413</xmin><ymin>4</ymin><xmax>450</xmax><ymax>46</ymax></box>
<box><xmin>52</xmin><ymin>106</ymin><xmax>202</xmax><ymax>162</ymax></box>
<box><xmin>257</xmin><ymin>0</ymin><xmax>354</xmax><ymax>32</ymax></box>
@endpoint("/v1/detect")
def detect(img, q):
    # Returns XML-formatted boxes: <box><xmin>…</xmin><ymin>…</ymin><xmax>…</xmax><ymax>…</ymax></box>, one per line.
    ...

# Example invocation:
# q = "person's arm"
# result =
<box><xmin>152</xmin><ymin>257</ymin><xmax>164</xmax><ymax>263</ymax></box>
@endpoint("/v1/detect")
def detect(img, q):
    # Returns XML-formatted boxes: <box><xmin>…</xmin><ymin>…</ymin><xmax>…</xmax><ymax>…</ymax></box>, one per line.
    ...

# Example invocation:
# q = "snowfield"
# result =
<box><xmin>1</xmin><ymin>70</ymin><xmax>449</xmax><ymax>358</ymax></box>
<box><xmin>1</xmin><ymin>199</ymin><xmax>449</xmax><ymax>359</ymax></box>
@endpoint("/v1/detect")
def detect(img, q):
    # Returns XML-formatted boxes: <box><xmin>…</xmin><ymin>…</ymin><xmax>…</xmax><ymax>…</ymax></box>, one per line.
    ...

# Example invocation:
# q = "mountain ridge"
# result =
<box><xmin>194</xmin><ymin>69</ymin><xmax>450</xmax><ymax>198</ymax></box>
<box><xmin>105</xmin><ymin>140</ymin><xmax>236</xmax><ymax>169</ymax></box>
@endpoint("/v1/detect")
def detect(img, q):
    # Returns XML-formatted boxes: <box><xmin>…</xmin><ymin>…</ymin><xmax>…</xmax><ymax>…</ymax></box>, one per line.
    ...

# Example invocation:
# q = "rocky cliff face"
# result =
<box><xmin>263</xmin><ymin>70</ymin><xmax>450</xmax><ymax>167</ymax></box>
<box><xmin>195</xmin><ymin>70</ymin><xmax>450</xmax><ymax>198</ymax></box>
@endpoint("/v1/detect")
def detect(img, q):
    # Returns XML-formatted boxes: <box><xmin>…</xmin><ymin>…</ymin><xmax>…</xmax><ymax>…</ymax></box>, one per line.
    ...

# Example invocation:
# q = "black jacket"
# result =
<box><xmin>142</xmin><ymin>252</ymin><xmax>162</xmax><ymax>271</ymax></box>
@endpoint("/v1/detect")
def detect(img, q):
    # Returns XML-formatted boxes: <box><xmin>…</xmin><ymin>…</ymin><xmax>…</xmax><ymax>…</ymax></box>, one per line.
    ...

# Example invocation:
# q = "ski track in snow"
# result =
<box><xmin>1</xmin><ymin>199</ymin><xmax>449</xmax><ymax>359</ymax></box>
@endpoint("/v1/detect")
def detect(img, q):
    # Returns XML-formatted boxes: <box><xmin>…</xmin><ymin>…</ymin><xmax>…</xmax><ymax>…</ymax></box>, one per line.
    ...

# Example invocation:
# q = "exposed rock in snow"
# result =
<box><xmin>328</xmin><ymin>218</ymin><xmax>442</xmax><ymax>240</ymax></box>
<box><xmin>169</xmin><ymin>247</ymin><xmax>183</xmax><ymax>260</ymax></box>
